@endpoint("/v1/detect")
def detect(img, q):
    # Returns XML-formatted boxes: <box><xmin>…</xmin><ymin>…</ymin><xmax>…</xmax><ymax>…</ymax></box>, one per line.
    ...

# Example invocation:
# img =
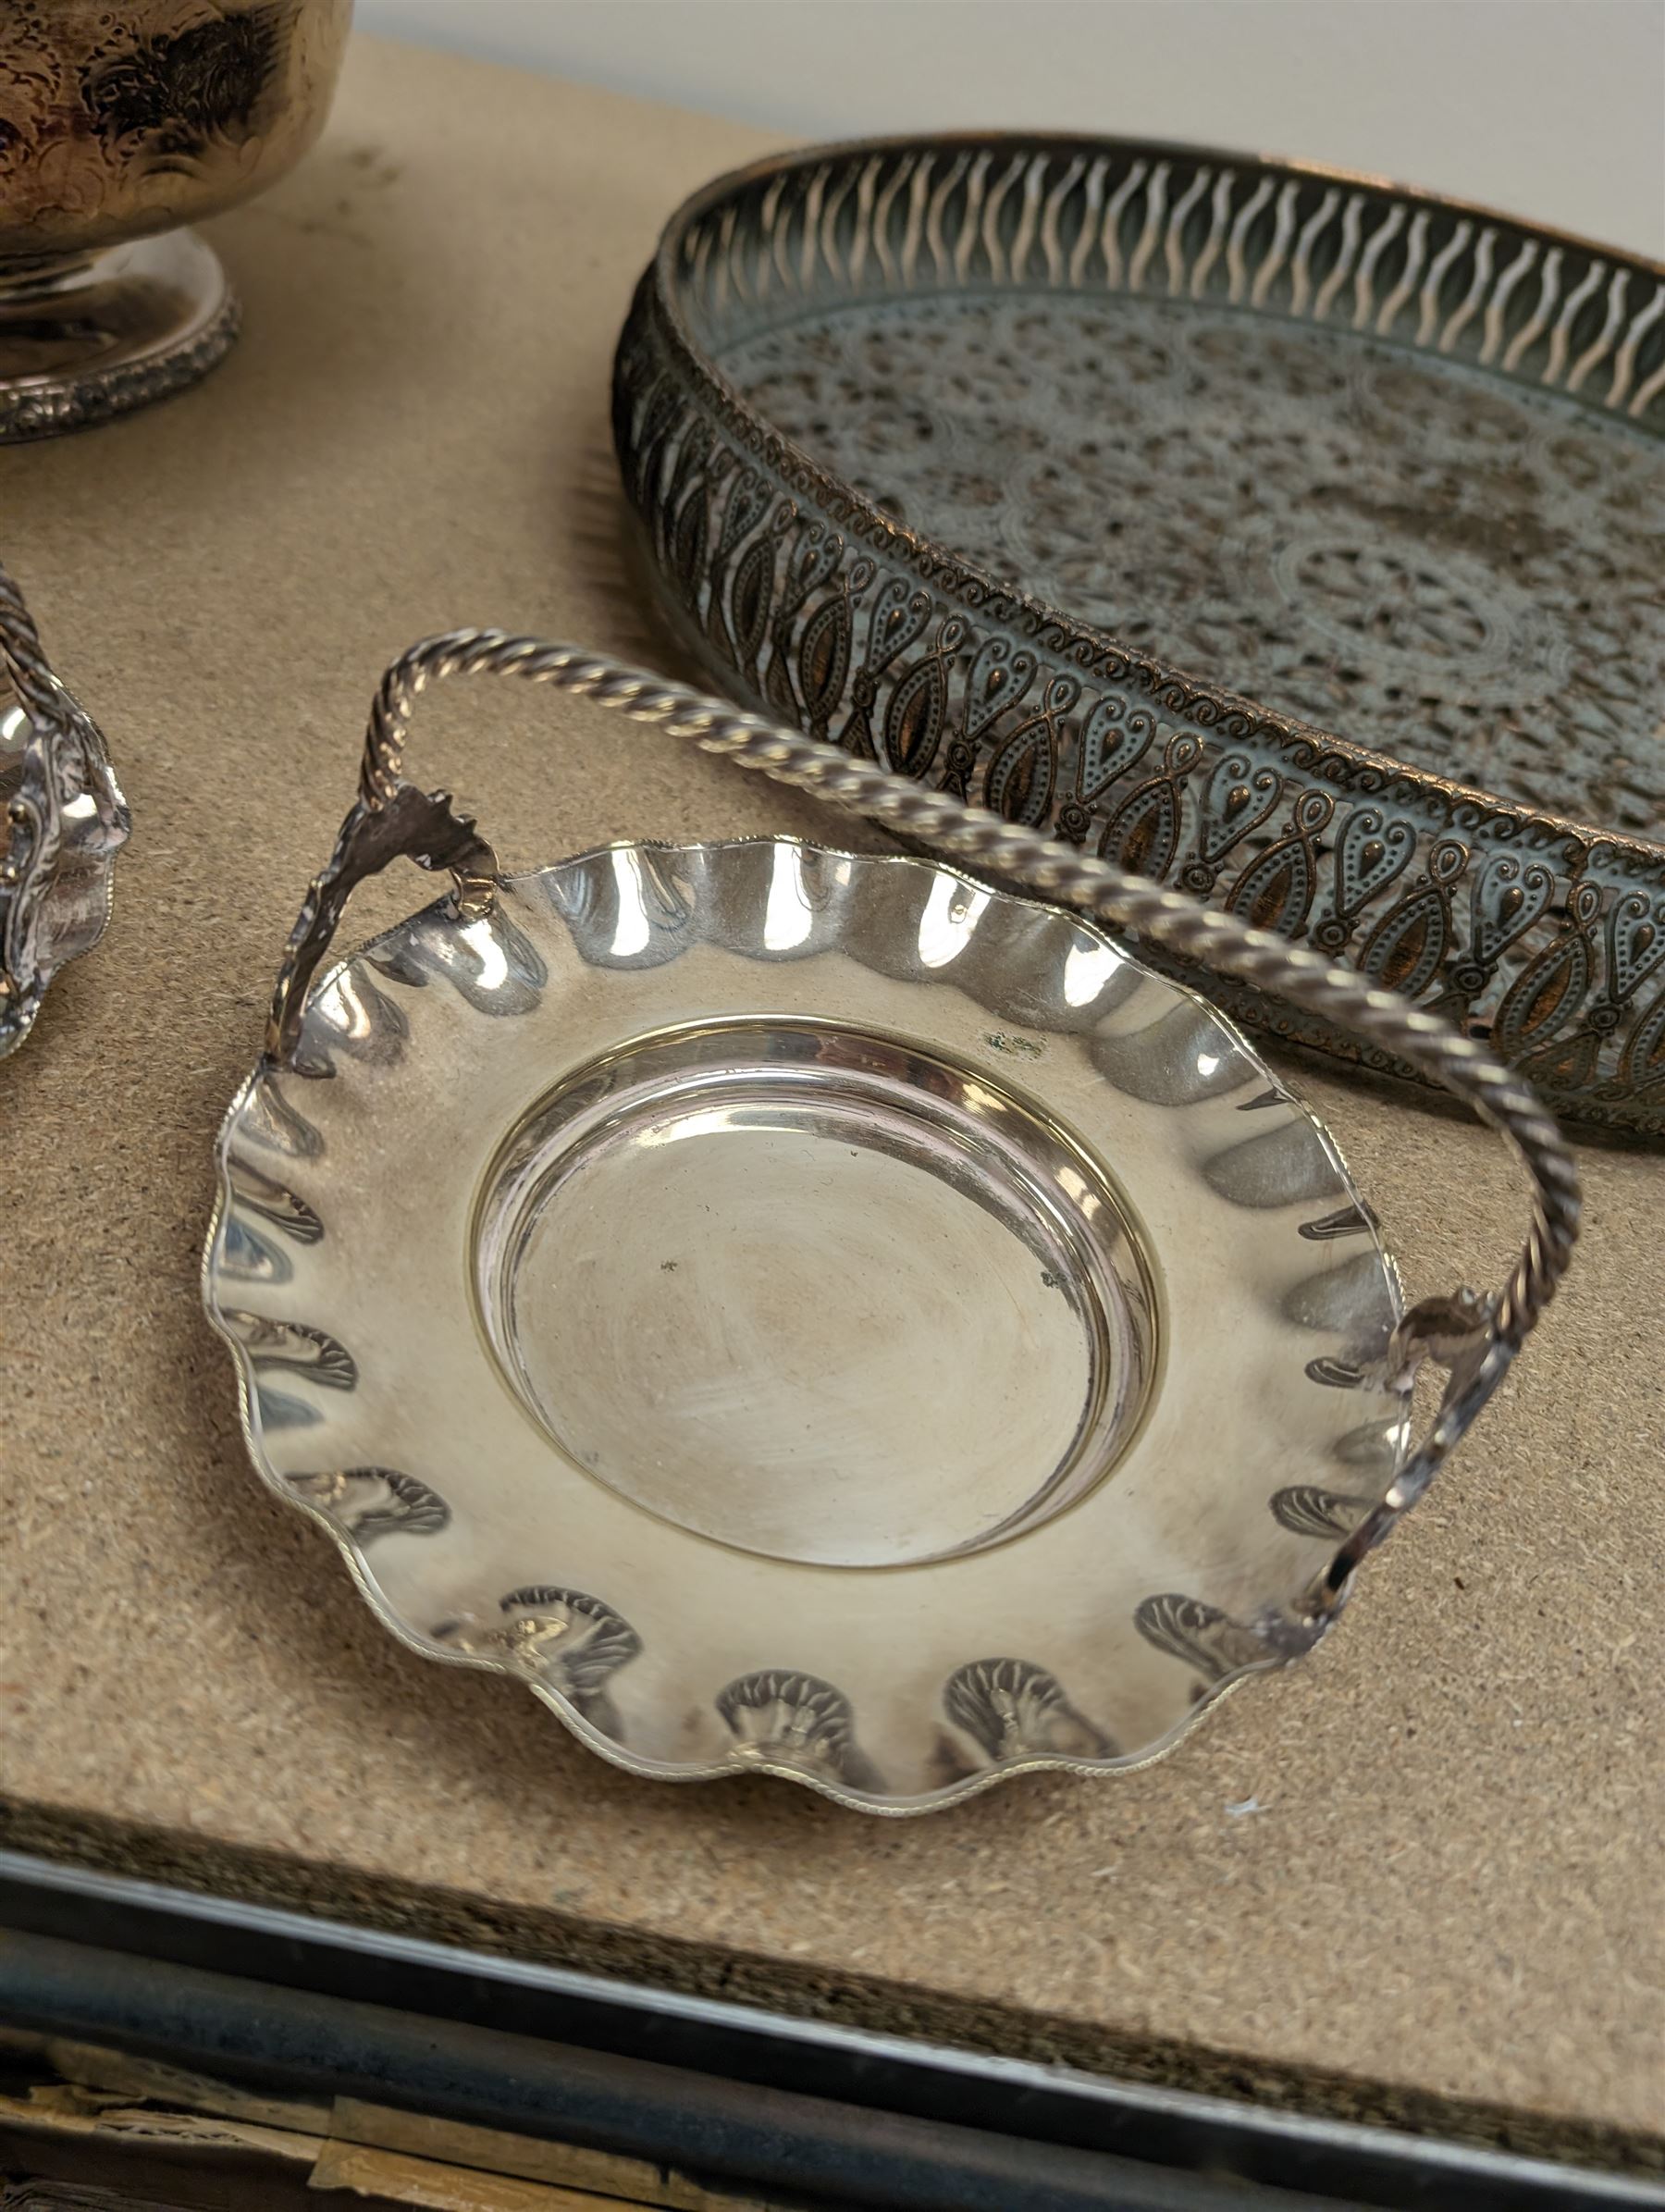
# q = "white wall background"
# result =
<box><xmin>355</xmin><ymin>0</ymin><xmax>1665</xmax><ymax>257</ymax></box>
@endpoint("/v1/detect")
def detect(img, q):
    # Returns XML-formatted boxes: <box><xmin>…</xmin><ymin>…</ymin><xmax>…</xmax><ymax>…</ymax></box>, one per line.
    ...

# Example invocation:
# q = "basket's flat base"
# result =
<box><xmin>0</xmin><ymin>231</ymin><xmax>239</xmax><ymax>442</ymax></box>
<box><xmin>477</xmin><ymin>1017</ymin><xmax>1155</xmax><ymax>1569</ymax></box>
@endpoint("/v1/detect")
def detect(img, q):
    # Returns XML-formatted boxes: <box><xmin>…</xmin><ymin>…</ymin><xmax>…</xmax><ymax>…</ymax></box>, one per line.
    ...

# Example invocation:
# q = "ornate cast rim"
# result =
<box><xmin>612</xmin><ymin>132</ymin><xmax>1665</xmax><ymax>1137</ymax></box>
<box><xmin>0</xmin><ymin>277</ymin><xmax>240</xmax><ymax>446</ymax></box>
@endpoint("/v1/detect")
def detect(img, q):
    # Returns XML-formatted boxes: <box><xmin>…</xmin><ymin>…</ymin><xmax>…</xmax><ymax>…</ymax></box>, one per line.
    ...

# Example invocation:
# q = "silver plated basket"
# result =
<box><xmin>203</xmin><ymin>632</ymin><xmax>1577</xmax><ymax>1812</ymax></box>
<box><xmin>614</xmin><ymin>133</ymin><xmax>1665</xmax><ymax>1138</ymax></box>
<box><xmin>0</xmin><ymin>563</ymin><xmax>130</xmax><ymax>1057</ymax></box>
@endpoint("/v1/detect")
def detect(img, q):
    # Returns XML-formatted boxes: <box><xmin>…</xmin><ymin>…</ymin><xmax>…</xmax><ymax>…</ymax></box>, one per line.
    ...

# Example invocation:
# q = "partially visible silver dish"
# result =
<box><xmin>0</xmin><ymin>562</ymin><xmax>130</xmax><ymax>1057</ymax></box>
<box><xmin>204</xmin><ymin>631</ymin><xmax>1577</xmax><ymax>1811</ymax></box>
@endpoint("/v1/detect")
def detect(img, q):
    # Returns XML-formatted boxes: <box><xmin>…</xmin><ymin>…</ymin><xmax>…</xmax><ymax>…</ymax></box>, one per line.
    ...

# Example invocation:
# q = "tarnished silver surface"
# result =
<box><xmin>0</xmin><ymin>561</ymin><xmax>130</xmax><ymax>1056</ymax></box>
<box><xmin>0</xmin><ymin>0</ymin><xmax>351</xmax><ymax>439</ymax></box>
<box><xmin>204</xmin><ymin>631</ymin><xmax>1579</xmax><ymax>1812</ymax></box>
<box><xmin>613</xmin><ymin>134</ymin><xmax>1665</xmax><ymax>1136</ymax></box>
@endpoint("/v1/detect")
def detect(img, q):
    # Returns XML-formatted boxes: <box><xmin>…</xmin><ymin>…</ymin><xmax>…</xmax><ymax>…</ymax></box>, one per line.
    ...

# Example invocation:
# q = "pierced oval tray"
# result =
<box><xmin>203</xmin><ymin>634</ymin><xmax>1574</xmax><ymax>1812</ymax></box>
<box><xmin>613</xmin><ymin>134</ymin><xmax>1665</xmax><ymax>1136</ymax></box>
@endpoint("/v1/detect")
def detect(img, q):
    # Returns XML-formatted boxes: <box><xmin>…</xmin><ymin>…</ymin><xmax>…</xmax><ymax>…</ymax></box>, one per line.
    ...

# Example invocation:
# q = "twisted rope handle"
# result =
<box><xmin>0</xmin><ymin>561</ymin><xmax>72</xmax><ymax>737</ymax></box>
<box><xmin>271</xmin><ymin>629</ymin><xmax>1582</xmax><ymax>1568</ymax></box>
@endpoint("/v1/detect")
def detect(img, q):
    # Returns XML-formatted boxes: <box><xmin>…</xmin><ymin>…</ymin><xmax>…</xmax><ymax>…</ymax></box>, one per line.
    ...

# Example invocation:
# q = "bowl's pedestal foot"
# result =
<box><xmin>0</xmin><ymin>229</ymin><xmax>240</xmax><ymax>442</ymax></box>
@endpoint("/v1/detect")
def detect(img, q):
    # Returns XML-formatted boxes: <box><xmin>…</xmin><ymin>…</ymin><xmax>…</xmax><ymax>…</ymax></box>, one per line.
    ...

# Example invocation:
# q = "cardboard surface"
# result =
<box><xmin>2</xmin><ymin>37</ymin><xmax>1660</xmax><ymax>2157</ymax></box>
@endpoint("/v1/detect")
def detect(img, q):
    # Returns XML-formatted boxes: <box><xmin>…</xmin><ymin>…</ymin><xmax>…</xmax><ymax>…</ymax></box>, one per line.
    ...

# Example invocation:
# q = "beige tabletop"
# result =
<box><xmin>2</xmin><ymin>35</ymin><xmax>1660</xmax><ymax>2170</ymax></box>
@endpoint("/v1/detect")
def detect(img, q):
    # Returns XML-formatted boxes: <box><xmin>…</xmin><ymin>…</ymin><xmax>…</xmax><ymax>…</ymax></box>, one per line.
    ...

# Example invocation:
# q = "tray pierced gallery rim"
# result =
<box><xmin>200</xmin><ymin>629</ymin><xmax>1576</xmax><ymax>1811</ymax></box>
<box><xmin>612</xmin><ymin>130</ymin><xmax>1665</xmax><ymax>1136</ymax></box>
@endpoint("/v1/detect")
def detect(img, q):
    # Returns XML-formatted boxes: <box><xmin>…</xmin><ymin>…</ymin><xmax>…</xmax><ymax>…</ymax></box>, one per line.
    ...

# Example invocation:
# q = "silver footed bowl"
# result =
<box><xmin>0</xmin><ymin>0</ymin><xmax>352</xmax><ymax>440</ymax></box>
<box><xmin>203</xmin><ymin>631</ymin><xmax>1577</xmax><ymax>1813</ymax></box>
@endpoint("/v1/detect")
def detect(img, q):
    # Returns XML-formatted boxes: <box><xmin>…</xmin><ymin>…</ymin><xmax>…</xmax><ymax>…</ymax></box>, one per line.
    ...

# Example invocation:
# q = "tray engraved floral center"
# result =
<box><xmin>722</xmin><ymin>293</ymin><xmax>1665</xmax><ymax>840</ymax></box>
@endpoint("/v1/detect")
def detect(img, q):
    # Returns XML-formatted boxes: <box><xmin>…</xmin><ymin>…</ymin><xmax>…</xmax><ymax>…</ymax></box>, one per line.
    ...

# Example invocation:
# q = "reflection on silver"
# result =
<box><xmin>717</xmin><ymin>1670</ymin><xmax>886</xmax><ymax>1795</ymax></box>
<box><xmin>287</xmin><ymin>1467</ymin><xmax>450</xmax><ymax>1544</ymax></box>
<box><xmin>608</xmin><ymin>847</ymin><xmax>654</xmax><ymax>959</ymax></box>
<box><xmin>0</xmin><ymin>561</ymin><xmax>130</xmax><ymax>1057</ymax></box>
<box><xmin>1306</xmin><ymin>1354</ymin><xmax>1373</xmax><ymax>1390</ymax></box>
<box><xmin>221</xmin><ymin>1311</ymin><xmax>356</xmax><ymax>1390</ymax></box>
<box><xmin>1299</xmin><ymin>1202</ymin><xmax>1378</xmax><ymax>1242</ymax></box>
<box><xmin>458</xmin><ymin>916</ymin><xmax>510</xmax><ymax>993</ymax></box>
<box><xmin>916</xmin><ymin>871</ymin><xmax>992</xmax><ymax>969</ymax></box>
<box><xmin>444</xmin><ymin>1588</ymin><xmax>642</xmax><ymax>1740</ymax></box>
<box><xmin>225</xmin><ymin>1162</ymin><xmax>325</xmax><ymax>1247</ymax></box>
<box><xmin>1062</xmin><ymin>934</ymin><xmax>1124</xmax><ymax>1007</ymax></box>
<box><xmin>944</xmin><ymin>1658</ymin><xmax>1115</xmax><ymax>1764</ymax></box>
<box><xmin>762</xmin><ymin>840</ymin><xmax>815</xmax><ymax>951</ymax></box>
<box><xmin>1269</xmin><ymin>1486</ymin><xmax>1376</xmax><ymax>1540</ymax></box>
<box><xmin>1134</xmin><ymin>1594</ymin><xmax>1279</xmax><ymax>1689</ymax></box>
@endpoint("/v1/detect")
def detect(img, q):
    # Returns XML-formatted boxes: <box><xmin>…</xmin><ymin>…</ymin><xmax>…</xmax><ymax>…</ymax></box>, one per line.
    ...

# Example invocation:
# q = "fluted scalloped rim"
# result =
<box><xmin>204</xmin><ymin>836</ymin><xmax>1408</xmax><ymax>1814</ymax></box>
